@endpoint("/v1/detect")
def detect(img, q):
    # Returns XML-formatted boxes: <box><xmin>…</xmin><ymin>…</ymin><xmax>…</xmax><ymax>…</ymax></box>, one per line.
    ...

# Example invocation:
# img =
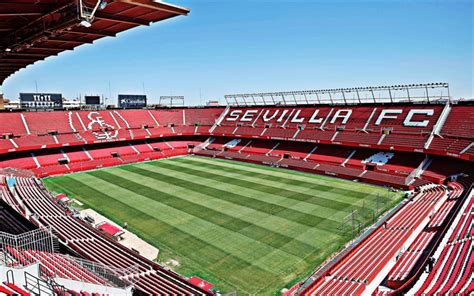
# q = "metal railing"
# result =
<box><xmin>225</xmin><ymin>83</ymin><xmax>451</xmax><ymax>106</ymax></box>
<box><xmin>65</xmin><ymin>254</ymin><xmax>137</xmax><ymax>288</ymax></box>
<box><xmin>24</xmin><ymin>271</ymin><xmax>55</xmax><ymax>296</ymax></box>
<box><xmin>0</xmin><ymin>228</ymin><xmax>56</xmax><ymax>268</ymax></box>
<box><xmin>0</xmin><ymin>227</ymin><xmax>134</xmax><ymax>288</ymax></box>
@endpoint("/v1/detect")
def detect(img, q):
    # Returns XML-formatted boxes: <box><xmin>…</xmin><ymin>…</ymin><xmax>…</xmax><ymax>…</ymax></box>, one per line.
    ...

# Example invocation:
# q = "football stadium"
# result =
<box><xmin>0</xmin><ymin>1</ymin><xmax>472</xmax><ymax>296</ymax></box>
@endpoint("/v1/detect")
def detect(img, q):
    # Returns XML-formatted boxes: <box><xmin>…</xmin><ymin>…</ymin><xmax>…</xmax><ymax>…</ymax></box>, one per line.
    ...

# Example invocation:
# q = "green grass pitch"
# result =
<box><xmin>43</xmin><ymin>156</ymin><xmax>402</xmax><ymax>295</ymax></box>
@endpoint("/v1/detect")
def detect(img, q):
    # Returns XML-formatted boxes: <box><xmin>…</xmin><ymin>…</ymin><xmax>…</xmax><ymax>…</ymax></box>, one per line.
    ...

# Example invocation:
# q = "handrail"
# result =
<box><xmin>6</xmin><ymin>269</ymin><xmax>14</xmax><ymax>285</ymax></box>
<box><xmin>24</xmin><ymin>271</ymin><xmax>55</xmax><ymax>296</ymax></box>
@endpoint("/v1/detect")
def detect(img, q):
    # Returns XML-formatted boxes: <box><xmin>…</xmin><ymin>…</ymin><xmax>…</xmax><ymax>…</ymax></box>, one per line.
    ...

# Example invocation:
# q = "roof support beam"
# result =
<box><xmin>47</xmin><ymin>37</ymin><xmax>92</xmax><ymax>44</ymax></box>
<box><xmin>0</xmin><ymin>61</ymin><xmax>28</xmax><ymax>69</ymax></box>
<box><xmin>0</xmin><ymin>64</ymin><xmax>22</xmax><ymax>67</ymax></box>
<box><xmin>0</xmin><ymin>2</ymin><xmax>55</xmax><ymax>14</ymax></box>
<box><xmin>0</xmin><ymin>12</ymin><xmax>43</xmax><ymax>16</ymax></box>
<box><xmin>0</xmin><ymin>1</ymin><xmax>190</xmax><ymax>85</ymax></box>
<box><xmin>27</xmin><ymin>46</ymin><xmax>69</xmax><ymax>51</ymax></box>
<box><xmin>1</xmin><ymin>52</ymin><xmax>49</xmax><ymax>58</ymax></box>
<box><xmin>0</xmin><ymin>60</ymin><xmax>33</xmax><ymax>65</ymax></box>
<box><xmin>4</xmin><ymin>3</ymin><xmax>76</xmax><ymax>40</ymax></box>
<box><xmin>65</xmin><ymin>29</ymin><xmax>116</xmax><ymax>37</ymax></box>
<box><xmin>95</xmin><ymin>11</ymin><xmax>150</xmax><ymax>26</ymax></box>
<box><xmin>1</xmin><ymin>57</ymin><xmax>37</xmax><ymax>62</ymax></box>
<box><xmin>114</xmin><ymin>0</ymin><xmax>189</xmax><ymax>15</ymax></box>
<box><xmin>0</xmin><ymin>63</ymin><xmax>21</xmax><ymax>66</ymax></box>
<box><xmin>0</xmin><ymin>24</ymin><xmax>15</xmax><ymax>31</ymax></box>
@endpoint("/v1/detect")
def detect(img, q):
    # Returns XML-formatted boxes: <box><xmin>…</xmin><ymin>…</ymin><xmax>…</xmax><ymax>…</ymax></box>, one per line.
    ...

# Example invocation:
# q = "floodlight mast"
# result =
<box><xmin>223</xmin><ymin>83</ymin><xmax>450</xmax><ymax>107</ymax></box>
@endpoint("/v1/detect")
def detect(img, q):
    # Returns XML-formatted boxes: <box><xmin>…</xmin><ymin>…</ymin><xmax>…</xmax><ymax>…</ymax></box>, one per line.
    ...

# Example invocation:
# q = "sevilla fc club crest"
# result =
<box><xmin>69</xmin><ymin>111</ymin><xmax>129</xmax><ymax>141</ymax></box>
<box><xmin>87</xmin><ymin>112</ymin><xmax>118</xmax><ymax>140</ymax></box>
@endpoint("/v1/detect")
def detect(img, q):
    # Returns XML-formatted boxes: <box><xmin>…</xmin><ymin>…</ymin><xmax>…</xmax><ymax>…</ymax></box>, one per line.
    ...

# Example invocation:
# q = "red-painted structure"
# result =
<box><xmin>0</xmin><ymin>5</ymin><xmax>472</xmax><ymax>293</ymax></box>
<box><xmin>0</xmin><ymin>103</ymin><xmax>471</xmax><ymax>295</ymax></box>
<box><xmin>0</xmin><ymin>0</ymin><xmax>189</xmax><ymax>84</ymax></box>
<box><xmin>0</xmin><ymin>103</ymin><xmax>471</xmax><ymax>186</ymax></box>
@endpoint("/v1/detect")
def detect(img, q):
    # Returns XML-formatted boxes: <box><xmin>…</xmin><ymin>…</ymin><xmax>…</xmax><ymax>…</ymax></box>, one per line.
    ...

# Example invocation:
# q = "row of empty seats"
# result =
<box><xmin>0</xmin><ymin>139</ymin><xmax>200</xmax><ymax>178</ymax></box>
<box><xmin>2</xmin><ymin>177</ymin><xmax>208</xmax><ymax>295</ymax></box>
<box><xmin>414</xmin><ymin>182</ymin><xmax>473</xmax><ymax>295</ymax></box>
<box><xmin>1</xmin><ymin>104</ymin><xmax>472</xmax><ymax>162</ymax></box>
<box><xmin>197</xmin><ymin>138</ymin><xmax>426</xmax><ymax>189</ymax></box>
<box><xmin>384</xmin><ymin>182</ymin><xmax>465</xmax><ymax>290</ymax></box>
<box><xmin>0</xmin><ymin>282</ymin><xmax>30</xmax><ymax>296</ymax></box>
<box><xmin>387</xmin><ymin>231</ymin><xmax>436</xmax><ymax>283</ymax></box>
<box><xmin>0</xmin><ymin>205</ymin><xmax>31</xmax><ymax>234</ymax></box>
<box><xmin>4</xmin><ymin>247</ymin><xmax>109</xmax><ymax>287</ymax></box>
<box><xmin>1</xmin><ymin>109</ymin><xmax>224</xmax><ymax>136</ymax></box>
<box><xmin>222</xmin><ymin>105</ymin><xmax>442</xmax><ymax>132</ymax></box>
<box><xmin>300</xmin><ymin>186</ymin><xmax>447</xmax><ymax>295</ymax></box>
<box><xmin>213</xmin><ymin>125</ymin><xmax>434</xmax><ymax>150</ymax></box>
<box><xmin>216</xmin><ymin>104</ymin><xmax>449</xmax><ymax>149</ymax></box>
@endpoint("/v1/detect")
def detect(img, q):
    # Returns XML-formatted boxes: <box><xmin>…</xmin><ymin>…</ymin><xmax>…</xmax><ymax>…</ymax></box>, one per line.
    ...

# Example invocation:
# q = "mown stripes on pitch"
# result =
<box><xmin>70</xmin><ymin>173</ymin><xmax>309</xmax><ymax>274</ymax></box>
<box><xmin>167</xmin><ymin>157</ymin><xmax>371</xmax><ymax>208</ymax></box>
<box><xmin>120</xmin><ymin>164</ymin><xmax>340</xmax><ymax>229</ymax></box>
<box><xmin>141</xmin><ymin>160</ymin><xmax>340</xmax><ymax>220</ymax></box>
<box><xmin>179</xmin><ymin>157</ymin><xmax>373</xmax><ymax>198</ymax></box>
<box><xmin>144</xmin><ymin>160</ymin><xmax>366</xmax><ymax>216</ymax></box>
<box><xmin>109</xmin><ymin>166</ymin><xmax>332</xmax><ymax>245</ymax></box>
<box><xmin>44</xmin><ymin>176</ymin><xmax>275</xmax><ymax>291</ymax></box>
<box><xmin>91</xmin><ymin>169</ymin><xmax>319</xmax><ymax>259</ymax></box>
<box><xmin>43</xmin><ymin>156</ymin><xmax>397</xmax><ymax>295</ymax></box>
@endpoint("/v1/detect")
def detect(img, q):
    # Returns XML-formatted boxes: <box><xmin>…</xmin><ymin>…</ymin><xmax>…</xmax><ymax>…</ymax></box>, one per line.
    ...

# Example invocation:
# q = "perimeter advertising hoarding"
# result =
<box><xmin>20</xmin><ymin>93</ymin><xmax>63</xmax><ymax>110</ymax></box>
<box><xmin>118</xmin><ymin>94</ymin><xmax>147</xmax><ymax>109</ymax></box>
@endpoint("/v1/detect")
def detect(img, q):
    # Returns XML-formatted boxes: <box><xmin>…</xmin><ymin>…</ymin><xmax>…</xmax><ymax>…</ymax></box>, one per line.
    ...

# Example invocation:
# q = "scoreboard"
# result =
<box><xmin>118</xmin><ymin>94</ymin><xmax>147</xmax><ymax>109</ymax></box>
<box><xmin>20</xmin><ymin>93</ymin><xmax>63</xmax><ymax>110</ymax></box>
<box><xmin>85</xmin><ymin>95</ymin><xmax>101</xmax><ymax>105</ymax></box>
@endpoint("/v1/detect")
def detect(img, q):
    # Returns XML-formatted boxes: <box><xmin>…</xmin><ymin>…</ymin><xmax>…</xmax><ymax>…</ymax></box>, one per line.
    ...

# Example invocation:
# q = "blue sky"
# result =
<box><xmin>1</xmin><ymin>0</ymin><xmax>472</xmax><ymax>105</ymax></box>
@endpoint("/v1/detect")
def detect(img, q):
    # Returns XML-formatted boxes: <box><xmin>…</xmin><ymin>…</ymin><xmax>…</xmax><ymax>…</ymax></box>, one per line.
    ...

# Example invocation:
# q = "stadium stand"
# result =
<box><xmin>0</xmin><ymin>104</ymin><xmax>472</xmax><ymax>158</ymax></box>
<box><xmin>0</xmin><ymin>175</ymin><xmax>210</xmax><ymax>295</ymax></box>
<box><xmin>387</xmin><ymin>231</ymin><xmax>436</xmax><ymax>283</ymax></box>
<box><xmin>184</xmin><ymin>108</ymin><xmax>224</xmax><ymax>126</ymax></box>
<box><xmin>0</xmin><ymin>201</ymin><xmax>34</xmax><ymax>235</ymax></box>
<box><xmin>0</xmin><ymin>282</ymin><xmax>30</xmax><ymax>296</ymax></box>
<box><xmin>194</xmin><ymin>138</ymin><xmax>430</xmax><ymax>189</ymax></box>
<box><xmin>5</xmin><ymin>247</ymin><xmax>108</xmax><ymax>286</ymax></box>
<box><xmin>412</xmin><ymin>183</ymin><xmax>473</xmax><ymax>295</ymax></box>
<box><xmin>0</xmin><ymin>113</ymin><xmax>28</xmax><ymax>135</ymax></box>
<box><xmin>298</xmin><ymin>185</ymin><xmax>453</xmax><ymax>295</ymax></box>
<box><xmin>0</xmin><ymin>100</ymin><xmax>472</xmax><ymax>295</ymax></box>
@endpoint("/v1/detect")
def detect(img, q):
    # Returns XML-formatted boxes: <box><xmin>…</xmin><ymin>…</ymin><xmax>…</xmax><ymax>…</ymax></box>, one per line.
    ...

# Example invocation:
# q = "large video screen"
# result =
<box><xmin>85</xmin><ymin>96</ymin><xmax>101</xmax><ymax>105</ymax></box>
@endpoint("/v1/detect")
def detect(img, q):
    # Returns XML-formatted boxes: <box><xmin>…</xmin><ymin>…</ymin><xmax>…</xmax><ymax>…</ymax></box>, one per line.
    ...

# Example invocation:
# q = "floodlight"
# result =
<box><xmin>99</xmin><ymin>0</ymin><xmax>108</xmax><ymax>10</ymax></box>
<box><xmin>80</xmin><ymin>20</ymin><xmax>92</xmax><ymax>27</ymax></box>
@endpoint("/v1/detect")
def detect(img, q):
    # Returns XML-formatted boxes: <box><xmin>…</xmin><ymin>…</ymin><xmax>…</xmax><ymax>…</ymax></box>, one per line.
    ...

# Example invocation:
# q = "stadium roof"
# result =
<box><xmin>224</xmin><ymin>83</ymin><xmax>451</xmax><ymax>106</ymax></box>
<box><xmin>0</xmin><ymin>0</ymin><xmax>189</xmax><ymax>85</ymax></box>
